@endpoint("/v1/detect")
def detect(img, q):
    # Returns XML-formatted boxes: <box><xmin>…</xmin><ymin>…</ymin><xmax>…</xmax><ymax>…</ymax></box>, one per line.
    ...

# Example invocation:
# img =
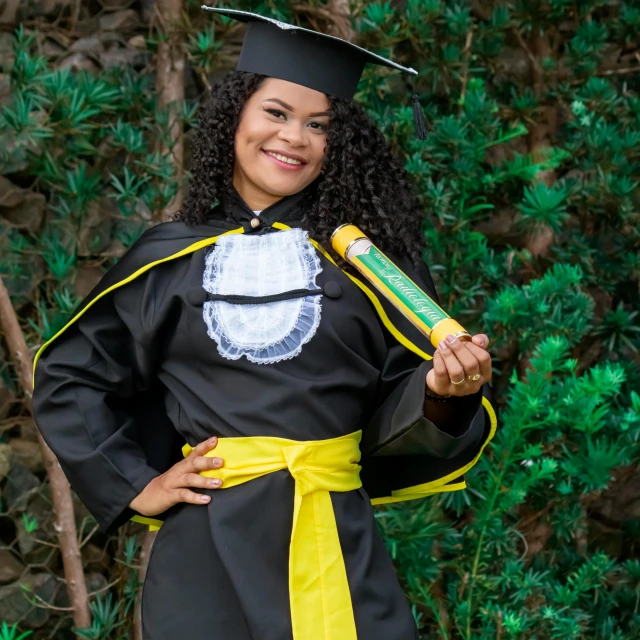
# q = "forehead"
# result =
<box><xmin>252</xmin><ymin>77</ymin><xmax>330</xmax><ymax>112</ymax></box>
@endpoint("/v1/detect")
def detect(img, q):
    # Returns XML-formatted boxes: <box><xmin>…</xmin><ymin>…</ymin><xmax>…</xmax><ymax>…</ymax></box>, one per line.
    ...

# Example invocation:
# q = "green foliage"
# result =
<box><xmin>20</xmin><ymin>512</ymin><xmax>37</xmax><ymax>535</ymax></box>
<box><xmin>0</xmin><ymin>623</ymin><xmax>32</xmax><ymax>640</ymax></box>
<box><xmin>74</xmin><ymin>535</ymin><xmax>141</xmax><ymax>639</ymax></box>
<box><xmin>74</xmin><ymin>593</ymin><xmax>124</xmax><ymax>639</ymax></box>
<box><xmin>355</xmin><ymin>1</ymin><xmax>640</xmax><ymax>638</ymax></box>
<box><xmin>0</xmin><ymin>29</ymin><xmax>181</xmax><ymax>341</ymax></box>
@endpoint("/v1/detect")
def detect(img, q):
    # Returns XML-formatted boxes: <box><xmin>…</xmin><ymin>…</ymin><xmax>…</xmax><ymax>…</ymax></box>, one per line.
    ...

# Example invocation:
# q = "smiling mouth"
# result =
<box><xmin>262</xmin><ymin>150</ymin><xmax>307</xmax><ymax>169</ymax></box>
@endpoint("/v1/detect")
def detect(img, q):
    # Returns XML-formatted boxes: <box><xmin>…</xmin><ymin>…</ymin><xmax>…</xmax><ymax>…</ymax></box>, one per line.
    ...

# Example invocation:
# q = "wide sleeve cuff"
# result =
<box><xmin>99</xmin><ymin>464</ymin><xmax>162</xmax><ymax>534</ymax></box>
<box><xmin>362</xmin><ymin>360</ymin><xmax>485</xmax><ymax>460</ymax></box>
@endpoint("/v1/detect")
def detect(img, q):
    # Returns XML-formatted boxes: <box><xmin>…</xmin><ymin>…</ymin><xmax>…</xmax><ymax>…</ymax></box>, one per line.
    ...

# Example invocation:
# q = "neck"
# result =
<box><xmin>232</xmin><ymin>170</ymin><xmax>284</xmax><ymax>211</ymax></box>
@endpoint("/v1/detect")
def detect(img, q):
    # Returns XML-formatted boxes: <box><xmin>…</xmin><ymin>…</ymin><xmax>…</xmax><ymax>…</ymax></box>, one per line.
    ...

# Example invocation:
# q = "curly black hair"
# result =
<box><xmin>173</xmin><ymin>71</ymin><xmax>425</xmax><ymax>264</ymax></box>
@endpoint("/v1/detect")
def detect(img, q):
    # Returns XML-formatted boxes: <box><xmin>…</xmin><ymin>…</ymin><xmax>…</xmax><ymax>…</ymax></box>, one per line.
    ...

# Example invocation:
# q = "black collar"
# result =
<box><xmin>220</xmin><ymin>179</ymin><xmax>319</xmax><ymax>233</ymax></box>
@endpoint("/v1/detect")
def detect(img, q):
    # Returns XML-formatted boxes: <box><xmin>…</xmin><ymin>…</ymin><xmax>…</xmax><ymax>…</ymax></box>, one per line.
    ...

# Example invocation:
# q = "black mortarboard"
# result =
<box><xmin>201</xmin><ymin>6</ymin><xmax>427</xmax><ymax>138</ymax></box>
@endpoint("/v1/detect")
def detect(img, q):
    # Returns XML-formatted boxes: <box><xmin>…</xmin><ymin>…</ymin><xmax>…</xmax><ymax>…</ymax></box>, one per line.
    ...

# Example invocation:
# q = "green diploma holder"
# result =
<box><xmin>331</xmin><ymin>224</ymin><xmax>471</xmax><ymax>348</ymax></box>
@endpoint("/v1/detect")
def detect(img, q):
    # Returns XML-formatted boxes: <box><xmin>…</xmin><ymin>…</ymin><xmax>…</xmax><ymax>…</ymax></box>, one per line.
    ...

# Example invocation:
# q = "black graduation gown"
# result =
<box><xmin>31</xmin><ymin>184</ymin><xmax>497</xmax><ymax>640</ymax></box>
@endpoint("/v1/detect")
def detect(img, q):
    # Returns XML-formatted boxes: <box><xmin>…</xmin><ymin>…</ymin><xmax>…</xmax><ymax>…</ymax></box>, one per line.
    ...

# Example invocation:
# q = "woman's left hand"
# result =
<box><xmin>426</xmin><ymin>334</ymin><xmax>492</xmax><ymax>397</ymax></box>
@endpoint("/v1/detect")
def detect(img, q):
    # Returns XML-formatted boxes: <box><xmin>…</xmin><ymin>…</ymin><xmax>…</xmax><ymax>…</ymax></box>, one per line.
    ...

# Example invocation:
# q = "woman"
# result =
<box><xmin>32</xmin><ymin>8</ymin><xmax>496</xmax><ymax>640</ymax></box>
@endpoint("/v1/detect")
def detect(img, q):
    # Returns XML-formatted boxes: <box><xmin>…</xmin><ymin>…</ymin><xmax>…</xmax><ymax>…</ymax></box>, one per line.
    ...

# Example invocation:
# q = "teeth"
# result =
<box><xmin>267</xmin><ymin>151</ymin><xmax>302</xmax><ymax>165</ymax></box>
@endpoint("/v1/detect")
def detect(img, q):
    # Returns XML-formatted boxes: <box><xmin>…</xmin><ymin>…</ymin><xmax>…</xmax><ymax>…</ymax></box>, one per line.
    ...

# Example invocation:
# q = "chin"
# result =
<box><xmin>259</xmin><ymin>177</ymin><xmax>305</xmax><ymax>195</ymax></box>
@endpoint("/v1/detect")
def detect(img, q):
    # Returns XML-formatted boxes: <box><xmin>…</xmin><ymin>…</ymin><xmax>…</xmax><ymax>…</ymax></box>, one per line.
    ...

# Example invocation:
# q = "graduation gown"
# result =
<box><xmin>32</xmin><ymin>182</ymin><xmax>497</xmax><ymax>640</ymax></box>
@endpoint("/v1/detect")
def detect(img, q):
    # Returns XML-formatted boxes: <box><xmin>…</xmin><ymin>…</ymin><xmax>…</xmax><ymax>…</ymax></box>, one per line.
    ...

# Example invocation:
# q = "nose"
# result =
<box><xmin>277</xmin><ymin>120</ymin><xmax>307</xmax><ymax>147</ymax></box>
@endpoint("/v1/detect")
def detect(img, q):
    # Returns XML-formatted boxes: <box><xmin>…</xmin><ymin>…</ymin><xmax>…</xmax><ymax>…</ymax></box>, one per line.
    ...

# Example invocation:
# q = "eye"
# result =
<box><xmin>265</xmin><ymin>108</ymin><xmax>286</xmax><ymax>119</ymax></box>
<box><xmin>264</xmin><ymin>108</ymin><xmax>327</xmax><ymax>132</ymax></box>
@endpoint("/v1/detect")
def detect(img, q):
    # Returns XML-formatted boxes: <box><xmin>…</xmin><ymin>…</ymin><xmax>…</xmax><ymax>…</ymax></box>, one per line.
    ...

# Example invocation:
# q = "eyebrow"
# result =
<box><xmin>263</xmin><ymin>98</ymin><xmax>330</xmax><ymax>118</ymax></box>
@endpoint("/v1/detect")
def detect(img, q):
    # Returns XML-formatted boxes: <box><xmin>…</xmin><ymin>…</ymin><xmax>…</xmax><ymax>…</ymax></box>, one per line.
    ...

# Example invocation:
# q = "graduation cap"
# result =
<box><xmin>201</xmin><ymin>6</ymin><xmax>427</xmax><ymax>139</ymax></box>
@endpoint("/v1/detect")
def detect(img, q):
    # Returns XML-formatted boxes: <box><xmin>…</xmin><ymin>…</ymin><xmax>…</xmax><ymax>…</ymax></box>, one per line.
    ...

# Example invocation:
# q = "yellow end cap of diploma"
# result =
<box><xmin>331</xmin><ymin>224</ymin><xmax>367</xmax><ymax>259</ymax></box>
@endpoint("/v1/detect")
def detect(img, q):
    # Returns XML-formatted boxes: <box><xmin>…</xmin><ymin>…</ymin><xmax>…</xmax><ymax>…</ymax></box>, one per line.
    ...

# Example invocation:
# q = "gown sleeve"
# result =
<box><xmin>358</xmin><ymin>255</ymin><xmax>497</xmax><ymax>504</ymax></box>
<box><xmin>32</xmin><ymin>266</ymin><xmax>173</xmax><ymax>534</ymax></box>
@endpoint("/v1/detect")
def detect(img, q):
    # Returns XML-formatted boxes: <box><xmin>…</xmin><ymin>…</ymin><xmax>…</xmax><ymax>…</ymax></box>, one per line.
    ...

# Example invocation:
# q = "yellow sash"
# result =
<box><xmin>182</xmin><ymin>431</ymin><xmax>363</xmax><ymax>640</ymax></box>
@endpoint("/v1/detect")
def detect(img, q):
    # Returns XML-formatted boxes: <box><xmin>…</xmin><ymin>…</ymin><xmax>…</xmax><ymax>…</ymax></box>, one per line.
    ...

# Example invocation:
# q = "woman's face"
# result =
<box><xmin>233</xmin><ymin>77</ymin><xmax>330</xmax><ymax>210</ymax></box>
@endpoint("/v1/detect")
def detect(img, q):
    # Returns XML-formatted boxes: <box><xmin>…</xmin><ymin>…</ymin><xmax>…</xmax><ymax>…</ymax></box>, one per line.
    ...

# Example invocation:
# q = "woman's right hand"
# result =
<box><xmin>129</xmin><ymin>436</ymin><xmax>223</xmax><ymax>517</ymax></box>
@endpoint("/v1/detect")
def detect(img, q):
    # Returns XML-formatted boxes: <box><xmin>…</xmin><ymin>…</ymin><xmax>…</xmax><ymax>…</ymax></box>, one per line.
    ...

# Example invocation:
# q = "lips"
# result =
<box><xmin>262</xmin><ymin>150</ymin><xmax>307</xmax><ymax>170</ymax></box>
<box><xmin>263</xmin><ymin>149</ymin><xmax>307</xmax><ymax>164</ymax></box>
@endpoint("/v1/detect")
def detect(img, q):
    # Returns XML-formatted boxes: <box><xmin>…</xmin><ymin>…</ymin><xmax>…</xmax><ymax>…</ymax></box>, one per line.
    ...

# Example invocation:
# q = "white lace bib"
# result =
<box><xmin>202</xmin><ymin>229</ymin><xmax>322</xmax><ymax>364</ymax></box>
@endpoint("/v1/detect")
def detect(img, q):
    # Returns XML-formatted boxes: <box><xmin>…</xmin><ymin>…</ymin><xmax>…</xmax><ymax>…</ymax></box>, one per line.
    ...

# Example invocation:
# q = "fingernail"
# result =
<box><xmin>213</xmin><ymin>479</ymin><xmax>222</xmax><ymax>487</ymax></box>
<box><xmin>445</xmin><ymin>334</ymin><xmax>457</xmax><ymax>345</ymax></box>
<box><xmin>213</xmin><ymin>457</ymin><xmax>222</xmax><ymax>466</ymax></box>
<box><xmin>208</xmin><ymin>479</ymin><xmax>219</xmax><ymax>487</ymax></box>
<box><xmin>439</xmin><ymin>340</ymin><xmax>448</xmax><ymax>350</ymax></box>
<box><xmin>200</xmin><ymin>495</ymin><xmax>210</xmax><ymax>502</ymax></box>
<box><xmin>209</xmin><ymin>437</ymin><xmax>217</xmax><ymax>445</ymax></box>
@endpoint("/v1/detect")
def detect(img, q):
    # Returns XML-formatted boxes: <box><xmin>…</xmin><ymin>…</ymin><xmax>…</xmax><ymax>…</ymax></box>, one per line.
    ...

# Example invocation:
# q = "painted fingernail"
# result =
<box><xmin>446</xmin><ymin>334</ymin><xmax>457</xmax><ymax>344</ymax></box>
<box><xmin>439</xmin><ymin>340</ymin><xmax>448</xmax><ymax>350</ymax></box>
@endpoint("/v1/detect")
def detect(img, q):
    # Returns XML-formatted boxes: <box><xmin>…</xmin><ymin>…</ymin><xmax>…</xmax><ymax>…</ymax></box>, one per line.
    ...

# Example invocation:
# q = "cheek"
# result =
<box><xmin>238</xmin><ymin>116</ymin><xmax>275</xmax><ymax>147</ymax></box>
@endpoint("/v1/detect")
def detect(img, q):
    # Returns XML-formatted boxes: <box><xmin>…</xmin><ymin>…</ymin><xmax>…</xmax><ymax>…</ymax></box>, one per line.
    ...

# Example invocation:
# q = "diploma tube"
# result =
<box><xmin>331</xmin><ymin>224</ymin><xmax>471</xmax><ymax>347</ymax></box>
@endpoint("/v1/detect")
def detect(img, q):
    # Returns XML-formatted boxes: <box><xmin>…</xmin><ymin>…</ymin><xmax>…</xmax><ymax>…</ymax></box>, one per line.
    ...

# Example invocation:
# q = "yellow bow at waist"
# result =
<box><xmin>182</xmin><ymin>430</ymin><xmax>363</xmax><ymax>640</ymax></box>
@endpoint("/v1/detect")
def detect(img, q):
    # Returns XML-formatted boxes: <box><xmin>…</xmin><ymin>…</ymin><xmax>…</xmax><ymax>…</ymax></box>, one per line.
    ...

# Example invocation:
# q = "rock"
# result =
<box><xmin>78</xmin><ymin>197</ymin><xmax>115</xmax><ymax>256</ymax></box>
<box><xmin>32</xmin><ymin>0</ymin><xmax>73</xmax><ymax>17</ymax></box>
<box><xmin>473</xmin><ymin>207</ymin><xmax>516</xmax><ymax>243</ymax></box>
<box><xmin>8</xmin><ymin>439</ymin><xmax>43</xmax><ymax>474</ymax></box>
<box><xmin>86</xmin><ymin>571</ymin><xmax>108</xmax><ymax>593</ymax></box>
<box><xmin>494</xmin><ymin>45</ymin><xmax>532</xmax><ymax>84</ymax></box>
<box><xmin>83</xmin><ymin>543</ymin><xmax>110</xmax><ymax>570</ymax></box>
<box><xmin>102</xmin><ymin>0</ymin><xmax>132</xmax><ymax>7</ymax></box>
<box><xmin>128</xmin><ymin>34</ymin><xmax>147</xmax><ymax>49</ymax></box>
<box><xmin>0</xmin><ymin>133</ymin><xmax>36</xmax><ymax>174</ymax></box>
<box><xmin>0</xmin><ymin>73</ymin><xmax>10</xmax><ymax>106</ymax></box>
<box><xmin>45</xmin><ymin>218</ymin><xmax>77</xmax><ymax>256</ymax></box>
<box><xmin>99</xmin><ymin>47</ymin><xmax>150</xmax><ymax>69</ymax></box>
<box><xmin>42</xmin><ymin>38</ymin><xmax>65</xmax><ymax>57</ymax></box>
<box><xmin>0</xmin><ymin>572</ymin><xmax>57</xmax><ymax>628</ymax></box>
<box><xmin>0</xmin><ymin>550</ymin><xmax>25</xmax><ymax>584</ymax></box>
<box><xmin>55</xmin><ymin>571</ymin><xmax>107</xmax><ymax>608</ymax></box>
<box><xmin>0</xmin><ymin>176</ymin><xmax>24</xmax><ymax>208</ymax></box>
<box><xmin>3</xmin><ymin>253</ymin><xmax>46</xmax><ymax>301</ymax></box>
<box><xmin>135</xmin><ymin>198</ymin><xmax>152</xmax><ymax>220</ymax></box>
<box><xmin>24</xmin><ymin>491</ymin><xmax>51</xmax><ymax>532</ymax></box>
<box><xmin>0</xmin><ymin>191</ymin><xmax>45</xmax><ymax>232</ymax></box>
<box><xmin>15</xmin><ymin>508</ymin><xmax>54</xmax><ymax>567</ymax></box>
<box><xmin>0</xmin><ymin>380</ymin><xmax>16</xmax><ymax>422</ymax></box>
<box><xmin>0</xmin><ymin>0</ymin><xmax>19</xmax><ymax>25</ymax></box>
<box><xmin>73</xmin><ymin>265</ymin><xmax>105</xmax><ymax>299</ymax></box>
<box><xmin>99</xmin><ymin>9</ymin><xmax>140</xmax><ymax>32</ymax></box>
<box><xmin>591</xmin><ymin>467</ymin><xmax>640</xmax><ymax>524</ymax></box>
<box><xmin>75</xmin><ymin>16</ymin><xmax>100</xmax><ymax>36</ymax></box>
<box><xmin>4</xmin><ymin>458</ymin><xmax>40</xmax><ymax>511</ymax></box>
<box><xmin>57</xmin><ymin>52</ymin><xmax>99</xmax><ymax>73</ymax></box>
<box><xmin>0</xmin><ymin>579</ymin><xmax>36</xmax><ymax>626</ymax></box>
<box><xmin>70</xmin><ymin>35</ymin><xmax>104</xmax><ymax>55</ymax></box>
<box><xmin>0</xmin><ymin>444</ymin><xmax>12</xmax><ymax>481</ymax></box>
<box><xmin>140</xmin><ymin>0</ymin><xmax>155</xmax><ymax>22</ymax></box>
<box><xmin>71</xmin><ymin>490</ymin><xmax>93</xmax><ymax>527</ymax></box>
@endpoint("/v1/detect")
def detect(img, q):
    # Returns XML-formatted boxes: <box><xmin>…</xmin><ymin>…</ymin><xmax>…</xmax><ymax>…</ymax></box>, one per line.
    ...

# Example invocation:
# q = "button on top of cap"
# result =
<box><xmin>250</xmin><ymin>217</ymin><xmax>261</xmax><ymax>229</ymax></box>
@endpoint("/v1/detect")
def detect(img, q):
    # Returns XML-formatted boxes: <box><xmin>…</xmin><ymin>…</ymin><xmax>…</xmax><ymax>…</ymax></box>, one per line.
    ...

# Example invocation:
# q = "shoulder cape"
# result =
<box><xmin>32</xmin><ymin>219</ymin><xmax>497</xmax><ymax>530</ymax></box>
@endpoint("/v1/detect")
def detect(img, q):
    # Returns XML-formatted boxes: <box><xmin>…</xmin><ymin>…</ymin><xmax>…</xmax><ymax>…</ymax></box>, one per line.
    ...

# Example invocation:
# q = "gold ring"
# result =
<box><xmin>468</xmin><ymin>373</ymin><xmax>481</xmax><ymax>382</ymax></box>
<box><xmin>451</xmin><ymin>377</ymin><xmax>466</xmax><ymax>385</ymax></box>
